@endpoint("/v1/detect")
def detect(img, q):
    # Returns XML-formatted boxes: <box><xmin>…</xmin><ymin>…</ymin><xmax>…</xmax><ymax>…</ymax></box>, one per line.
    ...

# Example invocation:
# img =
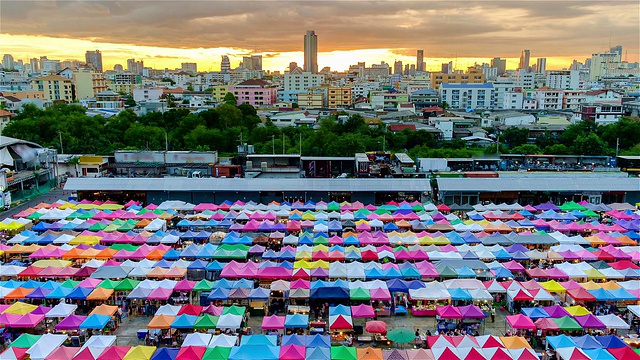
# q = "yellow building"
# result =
<box><xmin>73</xmin><ymin>68</ymin><xmax>108</xmax><ymax>99</ymax></box>
<box><xmin>430</xmin><ymin>69</ymin><xmax>485</xmax><ymax>89</ymax></box>
<box><xmin>31</xmin><ymin>75</ymin><xmax>74</xmax><ymax>102</ymax></box>
<box><xmin>211</xmin><ymin>85</ymin><xmax>231</xmax><ymax>103</ymax></box>
<box><xmin>326</xmin><ymin>86</ymin><xmax>352</xmax><ymax>108</ymax></box>
<box><xmin>298</xmin><ymin>88</ymin><xmax>324</xmax><ymax>108</ymax></box>
<box><xmin>107</xmin><ymin>83</ymin><xmax>136</xmax><ymax>95</ymax></box>
<box><xmin>1</xmin><ymin>91</ymin><xmax>45</xmax><ymax>100</ymax></box>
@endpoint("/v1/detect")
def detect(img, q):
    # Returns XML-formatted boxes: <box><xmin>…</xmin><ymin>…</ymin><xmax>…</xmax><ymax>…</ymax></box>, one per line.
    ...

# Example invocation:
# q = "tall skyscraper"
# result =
<box><xmin>85</xmin><ymin>50</ymin><xmax>103</xmax><ymax>72</ymax></box>
<box><xmin>181</xmin><ymin>62</ymin><xmax>197</xmax><ymax>74</ymax></box>
<box><xmin>519</xmin><ymin>50</ymin><xmax>531</xmax><ymax>71</ymax></box>
<box><xmin>127</xmin><ymin>58</ymin><xmax>144</xmax><ymax>75</ymax></box>
<box><xmin>30</xmin><ymin>58</ymin><xmax>39</xmax><ymax>73</ymax></box>
<box><xmin>491</xmin><ymin>57</ymin><xmax>507</xmax><ymax>75</ymax></box>
<box><xmin>394</xmin><ymin>61</ymin><xmax>403</xmax><ymax>75</ymax></box>
<box><xmin>304</xmin><ymin>30</ymin><xmax>318</xmax><ymax>74</ymax></box>
<box><xmin>220</xmin><ymin>56</ymin><xmax>231</xmax><ymax>72</ymax></box>
<box><xmin>610</xmin><ymin>45</ymin><xmax>623</xmax><ymax>58</ymax></box>
<box><xmin>536</xmin><ymin>58</ymin><xmax>547</xmax><ymax>73</ymax></box>
<box><xmin>416</xmin><ymin>50</ymin><xmax>424</xmax><ymax>72</ymax></box>
<box><xmin>241</xmin><ymin>55</ymin><xmax>263</xmax><ymax>71</ymax></box>
<box><xmin>2</xmin><ymin>54</ymin><xmax>15</xmax><ymax>70</ymax></box>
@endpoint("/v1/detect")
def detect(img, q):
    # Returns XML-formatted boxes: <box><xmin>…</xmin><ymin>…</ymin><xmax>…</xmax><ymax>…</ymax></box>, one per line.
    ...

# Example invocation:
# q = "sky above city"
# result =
<box><xmin>1</xmin><ymin>0</ymin><xmax>638</xmax><ymax>72</ymax></box>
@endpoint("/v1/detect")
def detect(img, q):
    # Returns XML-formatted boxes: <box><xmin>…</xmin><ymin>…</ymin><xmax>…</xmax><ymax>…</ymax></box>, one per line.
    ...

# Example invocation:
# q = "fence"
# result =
<box><xmin>11</xmin><ymin>179</ymin><xmax>57</xmax><ymax>203</ymax></box>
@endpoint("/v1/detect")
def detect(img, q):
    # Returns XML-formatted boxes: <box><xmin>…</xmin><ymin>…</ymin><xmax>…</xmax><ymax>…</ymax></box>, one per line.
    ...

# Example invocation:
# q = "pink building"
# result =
<box><xmin>229</xmin><ymin>79</ymin><xmax>277</xmax><ymax>107</ymax></box>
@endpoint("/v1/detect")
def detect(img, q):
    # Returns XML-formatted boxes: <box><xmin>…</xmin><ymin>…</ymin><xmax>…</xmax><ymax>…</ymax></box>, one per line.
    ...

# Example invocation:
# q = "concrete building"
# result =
<box><xmin>491</xmin><ymin>57</ymin><xmax>507</xmax><ymax>76</ymax></box>
<box><xmin>502</xmin><ymin>92</ymin><xmax>524</xmax><ymax>110</ymax></box>
<box><xmin>29</xmin><ymin>58</ymin><xmax>39</xmax><ymax>74</ymax></box>
<box><xmin>39</xmin><ymin>57</ymin><xmax>61</xmax><ymax>75</ymax></box>
<box><xmin>72</xmin><ymin>68</ymin><xmax>108</xmax><ymax>100</ymax></box>
<box><xmin>133</xmin><ymin>88</ymin><xmax>163</xmax><ymax>103</ymax></box>
<box><xmin>84</xmin><ymin>50</ymin><xmax>103</xmax><ymax>72</ymax></box>
<box><xmin>416</xmin><ymin>50</ymin><xmax>424</xmax><ymax>72</ymax></box>
<box><xmin>126</xmin><ymin>59</ymin><xmax>144</xmax><ymax>75</ymax></box>
<box><xmin>109</xmin><ymin>73</ymin><xmax>139</xmax><ymax>94</ymax></box>
<box><xmin>518</xmin><ymin>50</ymin><xmax>530</xmax><ymax>71</ymax></box>
<box><xmin>576</xmin><ymin>103</ymin><xmax>624</xmax><ymax>125</ymax></box>
<box><xmin>514</xmin><ymin>69</ymin><xmax>536</xmax><ymax>88</ymax></box>
<box><xmin>409</xmin><ymin>89</ymin><xmax>439</xmax><ymax>108</ymax></box>
<box><xmin>562</xmin><ymin>90</ymin><xmax>587</xmax><ymax>110</ymax></box>
<box><xmin>522</xmin><ymin>97</ymin><xmax>537</xmax><ymax>110</ymax></box>
<box><xmin>534</xmin><ymin>89</ymin><xmax>563</xmax><ymax>110</ymax></box>
<box><xmin>536</xmin><ymin>58</ymin><xmax>546</xmax><ymax>73</ymax></box>
<box><xmin>2</xmin><ymin>54</ymin><xmax>15</xmax><ymax>70</ymax></box>
<box><xmin>298</xmin><ymin>88</ymin><xmax>324</xmax><ymax>108</ymax></box>
<box><xmin>283</xmin><ymin>72</ymin><xmax>325</xmax><ymax>103</ymax></box>
<box><xmin>31</xmin><ymin>75</ymin><xmax>74</xmax><ymax>102</ymax></box>
<box><xmin>230</xmin><ymin>79</ymin><xmax>277</xmax><ymax>107</ymax></box>
<box><xmin>220</xmin><ymin>56</ymin><xmax>231</xmax><ymax>72</ymax></box>
<box><xmin>546</xmin><ymin>70</ymin><xmax>579</xmax><ymax>90</ymax></box>
<box><xmin>85</xmin><ymin>90</ymin><xmax>124</xmax><ymax>110</ymax></box>
<box><xmin>304</xmin><ymin>30</ymin><xmax>318</xmax><ymax>74</ymax></box>
<box><xmin>430</xmin><ymin>70</ymin><xmax>485</xmax><ymax>89</ymax></box>
<box><xmin>181</xmin><ymin>62</ymin><xmax>197</xmax><ymax>74</ymax></box>
<box><xmin>394</xmin><ymin>61</ymin><xmax>403</xmax><ymax>75</ymax></box>
<box><xmin>370</xmin><ymin>91</ymin><xmax>409</xmax><ymax>110</ymax></box>
<box><xmin>210</xmin><ymin>85</ymin><xmax>231</xmax><ymax>103</ymax></box>
<box><xmin>588</xmin><ymin>52</ymin><xmax>639</xmax><ymax>80</ymax></box>
<box><xmin>326</xmin><ymin>86</ymin><xmax>352</xmax><ymax>108</ymax></box>
<box><xmin>350</xmin><ymin>81</ymin><xmax>380</xmax><ymax>99</ymax></box>
<box><xmin>439</xmin><ymin>83</ymin><xmax>494</xmax><ymax>110</ymax></box>
<box><xmin>492</xmin><ymin>80</ymin><xmax>520</xmax><ymax>109</ymax></box>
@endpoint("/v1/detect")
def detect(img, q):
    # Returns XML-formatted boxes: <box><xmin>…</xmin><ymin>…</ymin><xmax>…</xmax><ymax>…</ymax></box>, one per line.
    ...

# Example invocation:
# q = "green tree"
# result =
<box><xmin>571</xmin><ymin>132</ymin><xmax>609</xmax><ymax>155</ymax></box>
<box><xmin>124</xmin><ymin>96</ymin><xmax>136</xmax><ymax>107</ymax></box>
<box><xmin>187</xmin><ymin>85</ymin><xmax>194</xmax><ymax>92</ymax></box>
<box><xmin>511</xmin><ymin>144</ymin><xmax>542</xmax><ymax>154</ymax></box>
<box><xmin>544</xmin><ymin>144</ymin><xmax>570</xmax><ymax>155</ymax></box>
<box><xmin>223</xmin><ymin>92</ymin><xmax>237</xmax><ymax>106</ymax></box>
<box><xmin>501</xmin><ymin>127</ymin><xmax>530</xmax><ymax>148</ymax></box>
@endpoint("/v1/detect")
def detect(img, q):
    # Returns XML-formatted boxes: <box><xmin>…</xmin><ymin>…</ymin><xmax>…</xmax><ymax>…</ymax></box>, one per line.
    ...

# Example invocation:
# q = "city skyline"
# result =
<box><xmin>1</xmin><ymin>0</ymin><xmax>638</xmax><ymax>72</ymax></box>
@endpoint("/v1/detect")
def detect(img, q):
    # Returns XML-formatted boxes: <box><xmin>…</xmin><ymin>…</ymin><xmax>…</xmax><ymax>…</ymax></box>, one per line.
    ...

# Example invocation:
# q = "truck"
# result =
<box><xmin>0</xmin><ymin>191</ymin><xmax>11</xmax><ymax>210</ymax></box>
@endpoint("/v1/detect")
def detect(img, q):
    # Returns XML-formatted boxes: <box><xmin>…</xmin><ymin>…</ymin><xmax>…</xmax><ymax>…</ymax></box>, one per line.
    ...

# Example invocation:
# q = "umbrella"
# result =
<box><xmin>387</xmin><ymin>328</ymin><xmax>415</xmax><ymax>344</ymax></box>
<box><xmin>365</xmin><ymin>320</ymin><xmax>387</xmax><ymax>334</ymax></box>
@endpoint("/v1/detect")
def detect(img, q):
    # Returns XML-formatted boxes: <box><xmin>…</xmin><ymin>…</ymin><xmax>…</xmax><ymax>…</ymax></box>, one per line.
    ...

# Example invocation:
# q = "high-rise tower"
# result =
<box><xmin>304</xmin><ymin>30</ymin><xmax>318</xmax><ymax>74</ymax></box>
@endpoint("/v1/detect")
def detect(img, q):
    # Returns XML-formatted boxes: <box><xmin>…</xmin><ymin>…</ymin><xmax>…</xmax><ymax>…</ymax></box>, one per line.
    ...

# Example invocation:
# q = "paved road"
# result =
<box><xmin>1</xmin><ymin>188</ymin><xmax>71</xmax><ymax>218</ymax></box>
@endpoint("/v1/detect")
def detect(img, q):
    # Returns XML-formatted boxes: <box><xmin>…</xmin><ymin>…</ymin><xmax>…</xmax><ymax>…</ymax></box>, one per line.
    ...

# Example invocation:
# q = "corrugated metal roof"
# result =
<box><xmin>437</xmin><ymin>177</ymin><xmax>640</xmax><ymax>192</ymax></box>
<box><xmin>64</xmin><ymin>177</ymin><xmax>432</xmax><ymax>193</ymax></box>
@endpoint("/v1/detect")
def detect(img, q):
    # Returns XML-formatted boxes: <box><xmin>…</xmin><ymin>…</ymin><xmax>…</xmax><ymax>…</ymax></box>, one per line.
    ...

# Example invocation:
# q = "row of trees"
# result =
<box><xmin>4</xmin><ymin>97</ymin><xmax>639</xmax><ymax>158</ymax></box>
<box><xmin>494</xmin><ymin>118</ymin><xmax>640</xmax><ymax>155</ymax></box>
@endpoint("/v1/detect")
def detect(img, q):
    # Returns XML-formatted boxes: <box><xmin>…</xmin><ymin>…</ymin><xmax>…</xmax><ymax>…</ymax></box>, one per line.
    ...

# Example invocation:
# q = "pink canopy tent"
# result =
<box><xmin>55</xmin><ymin>314</ymin><xmax>87</xmax><ymax>330</ymax></box>
<box><xmin>574</xmin><ymin>314</ymin><xmax>606</xmax><ymax>329</ymax></box>
<box><xmin>458</xmin><ymin>305</ymin><xmax>486</xmax><ymax>319</ymax></box>
<box><xmin>147</xmin><ymin>287</ymin><xmax>174</xmax><ymax>300</ymax></box>
<box><xmin>506</xmin><ymin>314</ymin><xmax>536</xmax><ymax>330</ymax></box>
<box><xmin>279</xmin><ymin>345</ymin><xmax>305</xmax><ymax>360</ymax></box>
<box><xmin>9</xmin><ymin>313</ymin><xmax>45</xmax><ymax>328</ymax></box>
<box><xmin>365</xmin><ymin>320</ymin><xmax>387</xmax><ymax>334</ymax></box>
<box><xmin>436</xmin><ymin>305</ymin><xmax>463</xmax><ymax>319</ymax></box>
<box><xmin>261</xmin><ymin>315</ymin><xmax>285</xmax><ymax>330</ymax></box>
<box><xmin>351</xmin><ymin>304</ymin><xmax>376</xmax><ymax>318</ymax></box>
<box><xmin>369</xmin><ymin>288</ymin><xmax>391</xmax><ymax>301</ymax></box>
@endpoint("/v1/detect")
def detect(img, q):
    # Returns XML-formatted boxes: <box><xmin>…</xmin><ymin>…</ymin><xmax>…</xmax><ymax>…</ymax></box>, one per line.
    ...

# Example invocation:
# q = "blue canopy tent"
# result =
<box><xmin>284</xmin><ymin>314</ymin><xmax>309</xmax><ymax>329</ymax></box>
<box><xmin>228</xmin><ymin>345</ymin><xmax>279</xmax><ymax>360</ymax></box>
<box><xmin>150</xmin><ymin>347</ymin><xmax>179</xmax><ymax>360</ymax></box>
<box><xmin>66</xmin><ymin>287</ymin><xmax>93</xmax><ymax>300</ymax></box>
<box><xmin>79</xmin><ymin>314</ymin><xmax>111</xmax><ymax>330</ymax></box>
<box><xmin>521</xmin><ymin>307</ymin><xmax>550</xmax><ymax>320</ymax></box>
<box><xmin>170</xmin><ymin>314</ymin><xmax>198</xmax><ymax>329</ymax></box>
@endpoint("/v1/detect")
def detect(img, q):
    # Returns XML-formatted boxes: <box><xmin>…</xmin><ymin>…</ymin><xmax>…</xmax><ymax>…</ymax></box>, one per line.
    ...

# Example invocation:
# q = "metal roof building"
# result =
<box><xmin>64</xmin><ymin>177</ymin><xmax>432</xmax><ymax>205</ymax></box>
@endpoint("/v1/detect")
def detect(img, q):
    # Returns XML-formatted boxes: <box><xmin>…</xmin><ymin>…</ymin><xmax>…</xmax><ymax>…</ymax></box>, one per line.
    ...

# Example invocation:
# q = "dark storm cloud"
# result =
<box><xmin>1</xmin><ymin>0</ymin><xmax>638</xmax><ymax>58</ymax></box>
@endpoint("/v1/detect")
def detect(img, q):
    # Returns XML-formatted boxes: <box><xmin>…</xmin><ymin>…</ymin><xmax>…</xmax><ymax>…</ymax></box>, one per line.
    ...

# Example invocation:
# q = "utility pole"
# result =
<box><xmin>616</xmin><ymin>138</ymin><xmax>619</xmax><ymax>157</ymax></box>
<box><xmin>282</xmin><ymin>133</ymin><xmax>285</xmax><ymax>154</ymax></box>
<box><xmin>165</xmin><ymin>132</ymin><xmax>169</xmax><ymax>152</ymax></box>
<box><xmin>58</xmin><ymin>131</ymin><xmax>64</xmax><ymax>154</ymax></box>
<box><xmin>299</xmin><ymin>132</ymin><xmax>302</xmax><ymax>155</ymax></box>
<box><xmin>271</xmin><ymin>135</ymin><xmax>275</xmax><ymax>155</ymax></box>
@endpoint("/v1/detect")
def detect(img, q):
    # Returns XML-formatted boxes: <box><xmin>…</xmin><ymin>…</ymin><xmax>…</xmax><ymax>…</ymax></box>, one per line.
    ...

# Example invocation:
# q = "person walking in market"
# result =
<box><xmin>491</xmin><ymin>307</ymin><xmax>496</xmax><ymax>322</ymax></box>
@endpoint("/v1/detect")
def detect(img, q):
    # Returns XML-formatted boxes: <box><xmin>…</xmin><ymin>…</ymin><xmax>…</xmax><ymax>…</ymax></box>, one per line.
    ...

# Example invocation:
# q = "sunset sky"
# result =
<box><xmin>1</xmin><ymin>0</ymin><xmax>638</xmax><ymax>73</ymax></box>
